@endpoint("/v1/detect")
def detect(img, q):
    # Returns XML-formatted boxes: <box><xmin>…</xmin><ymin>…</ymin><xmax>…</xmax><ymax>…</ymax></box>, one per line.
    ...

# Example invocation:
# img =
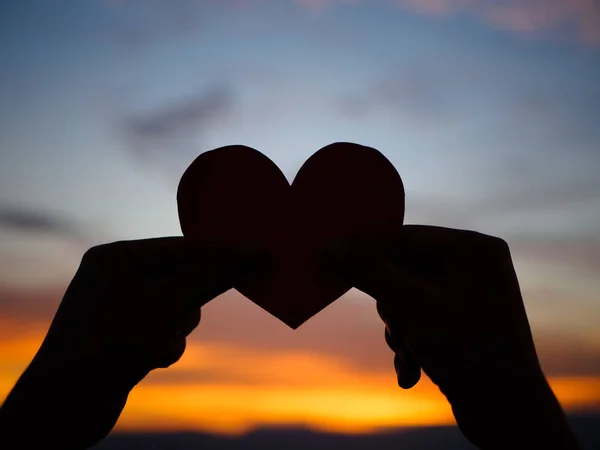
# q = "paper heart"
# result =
<box><xmin>177</xmin><ymin>142</ymin><xmax>405</xmax><ymax>329</ymax></box>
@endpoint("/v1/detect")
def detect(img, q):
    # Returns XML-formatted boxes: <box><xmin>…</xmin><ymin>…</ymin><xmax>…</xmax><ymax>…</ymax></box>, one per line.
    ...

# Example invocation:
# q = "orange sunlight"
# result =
<box><xmin>1</xmin><ymin>321</ymin><xmax>599</xmax><ymax>435</ymax></box>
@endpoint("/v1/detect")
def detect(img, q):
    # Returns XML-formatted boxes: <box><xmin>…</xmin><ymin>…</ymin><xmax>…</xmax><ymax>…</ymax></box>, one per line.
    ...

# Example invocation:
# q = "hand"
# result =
<box><xmin>325</xmin><ymin>225</ymin><xmax>580</xmax><ymax>449</ymax></box>
<box><xmin>39</xmin><ymin>238</ymin><xmax>267</xmax><ymax>377</ymax></box>
<box><xmin>335</xmin><ymin>225</ymin><xmax>541</xmax><ymax>391</ymax></box>
<box><xmin>1</xmin><ymin>237</ymin><xmax>268</xmax><ymax>449</ymax></box>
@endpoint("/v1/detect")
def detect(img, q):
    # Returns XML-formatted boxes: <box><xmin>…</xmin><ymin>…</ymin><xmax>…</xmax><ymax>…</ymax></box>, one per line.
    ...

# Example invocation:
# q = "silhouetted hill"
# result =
<box><xmin>95</xmin><ymin>412</ymin><xmax>600</xmax><ymax>449</ymax></box>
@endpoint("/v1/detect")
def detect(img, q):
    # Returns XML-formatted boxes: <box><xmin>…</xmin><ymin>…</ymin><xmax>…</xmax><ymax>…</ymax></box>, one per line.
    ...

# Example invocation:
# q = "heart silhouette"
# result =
<box><xmin>177</xmin><ymin>142</ymin><xmax>405</xmax><ymax>329</ymax></box>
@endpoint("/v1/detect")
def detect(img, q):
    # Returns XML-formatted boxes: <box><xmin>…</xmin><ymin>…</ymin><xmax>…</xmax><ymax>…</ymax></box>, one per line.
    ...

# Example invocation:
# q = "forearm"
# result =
<box><xmin>446</xmin><ymin>370</ymin><xmax>580</xmax><ymax>450</ymax></box>
<box><xmin>0</xmin><ymin>351</ymin><xmax>135</xmax><ymax>449</ymax></box>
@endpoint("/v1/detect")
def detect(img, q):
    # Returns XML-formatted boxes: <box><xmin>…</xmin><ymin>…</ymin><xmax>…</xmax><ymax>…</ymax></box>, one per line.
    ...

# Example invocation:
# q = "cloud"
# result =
<box><xmin>406</xmin><ymin>174</ymin><xmax>600</xmax><ymax>222</ymax></box>
<box><xmin>0</xmin><ymin>205</ymin><xmax>94</xmax><ymax>246</ymax></box>
<box><xmin>190</xmin><ymin>288</ymin><xmax>600</xmax><ymax>378</ymax></box>
<box><xmin>295</xmin><ymin>0</ymin><xmax>360</xmax><ymax>13</ymax></box>
<box><xmin>481</xmin><ymin>0</ymin><xmax>600</xmax><ymax>44</ymax></box>
<box><xmin>294</xmin><ymin>0</ymin><xmax>600</xmax><ymax>46</ymax></box>
<box><xmin>395</xmin><ymin>0</ymin><xmax>600</xmax><ymax>45</ymax></box>
<box><xmin>405</xmin><ymin>193</ymin><xmax>600</xmax><ymax>275</ymax></box>
<box><xmin>2</xmin><ymin>308</ymin><xmax>599</xmax><ymax>435</ymax></box>
<box><xmin>103</xmin><ymin>1</ymin><xmax>600</xmax><ymax>46</ymax></box>
<box><xmin>0</xmin><ymin>207</ymin><xmax>75</xmax><ymax>233</ymax></box>
<box><xmin>2</xmin><ymin>282</ymin><xmax>599</xmax><ymax>379</ymax></box>
<box><xmin>467</xmin><ymin>179</ymin><xmax>600</xmax><ymax>219</ymax></box>
<box><xmin>513</xmin><ymin>238</ymin><xmax>600</xmax><ymax>274</ymax></box>
<box><xmin>1</xmin><ymin>284</ymin><xmax>600</xmax><ymax>436</ymax></box>
<box><xmin>120</xmin><ymin>85</ymin><xmax>234</xmax><ymax>163</ymax></box>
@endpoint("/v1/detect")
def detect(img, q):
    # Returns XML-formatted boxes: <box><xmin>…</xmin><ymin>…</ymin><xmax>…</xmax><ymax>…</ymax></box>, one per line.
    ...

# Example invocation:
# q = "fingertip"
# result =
<box><xmin>394</xmin><ymin>353</ymin><xmax>422</xmax><ymax>390</ymax></box>
<box><xmin>398</xmin><ymin>373</ymin><xmax>420</xmax><ymax>390</ymax></box>
<box><xmin>157</xmin><ymin>337</ymin><xmax>187</xmax><ymax>369</ymax></box>
<box><xmin>377</xmin><ymin>301</ymin><xmax>389</xmax><ymax>322</ymax></box>
<box><xmin>396</xmin><ymin>366</ymin><xmax>422</xmax><ymax>390</ymax></box>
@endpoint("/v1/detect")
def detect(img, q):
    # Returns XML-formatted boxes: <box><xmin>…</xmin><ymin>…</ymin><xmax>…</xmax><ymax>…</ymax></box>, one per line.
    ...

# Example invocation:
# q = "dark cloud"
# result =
<box><xmin>299</xmin><ymin>0</ymin><xmax>600</xmax><ymax>46</ymax></box>
<box><xmin>0</xmin><ymin>205</ymin><xmax>95</xmax><ymax>246</ymax></box>
<box><xmin>0</xmin><ymin>0</ymin><xmax>205</xmax><ymax>56</ymax></box>
<box><xmin>120</xmin><ymin>85</ymin><xmax>234</xmax><ymax>163</ymax></box>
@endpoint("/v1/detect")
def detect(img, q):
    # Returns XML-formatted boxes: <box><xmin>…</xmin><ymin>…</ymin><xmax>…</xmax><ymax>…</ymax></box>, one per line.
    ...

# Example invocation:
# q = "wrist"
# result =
<box><xmin>32</xmin><ymin>336</ymin><xmax>151</xmax><ymax>391</ymax></box>
<box><xmin>446</xmin><ymin>368</ymin><xmax>580</xmax><ymax>449</ymax></box>
<box><xmin>1</xmin><ymin>347</ymin><xmax>137</xmax><ymax>449</ymax></box>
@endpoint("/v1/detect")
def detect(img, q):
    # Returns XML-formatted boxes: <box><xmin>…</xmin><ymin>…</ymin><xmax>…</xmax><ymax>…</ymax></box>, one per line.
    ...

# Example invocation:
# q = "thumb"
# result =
<box><xmin>322</xmin><ymin>238</ymin><xmax>439</xmax><ymax>313</ymax></box>
<box><xmin>163</xmin><ymin>241</ymin><xmax>273</xmax><ymax>311</ymax></box>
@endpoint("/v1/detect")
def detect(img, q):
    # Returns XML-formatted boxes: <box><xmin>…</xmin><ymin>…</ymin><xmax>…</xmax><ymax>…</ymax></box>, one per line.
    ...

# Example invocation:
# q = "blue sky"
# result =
<box><xmin>1</xmin><ymin>1</ymin><xmax>600</xmax><ymax>420</ymax></box>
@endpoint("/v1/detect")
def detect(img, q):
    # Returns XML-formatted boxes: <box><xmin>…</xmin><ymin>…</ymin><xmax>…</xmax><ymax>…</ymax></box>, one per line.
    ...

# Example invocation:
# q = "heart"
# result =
<box><xmin>177</xmin><ymin>142</ymin><xmax>405</xmax><ymax>329</ymax></box>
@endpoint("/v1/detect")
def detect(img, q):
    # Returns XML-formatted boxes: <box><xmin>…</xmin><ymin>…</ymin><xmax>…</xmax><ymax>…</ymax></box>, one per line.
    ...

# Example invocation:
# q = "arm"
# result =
<box><xmin>325</xmin><ymin>225</ymin><xmax>582</xmax><ymax>450</ymax></box>
<box><xmin>447</xmin><ymin>367</ymin><xmax>580</xmax><ymax>449</ymax></box>
<box><xmin>0</xmin><ymin>349</ymin><xmax>133</xmax><ymax>449</ymax></box>
<box><xmin>0</xmin><ymin>238</ymin><xmax>267</xmax><ymax>449</ymax></box>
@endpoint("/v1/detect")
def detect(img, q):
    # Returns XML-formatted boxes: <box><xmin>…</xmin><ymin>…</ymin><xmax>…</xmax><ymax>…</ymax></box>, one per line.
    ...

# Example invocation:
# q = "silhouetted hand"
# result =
<box><xmin>0</xmin><ymin>237</ymin><xmax>268</xmax><ymax>449</ymax></box>
<box><xmin>326</xmin><ymin>225</ymin><xmax>580</xmax><ymax>450</ymax></box>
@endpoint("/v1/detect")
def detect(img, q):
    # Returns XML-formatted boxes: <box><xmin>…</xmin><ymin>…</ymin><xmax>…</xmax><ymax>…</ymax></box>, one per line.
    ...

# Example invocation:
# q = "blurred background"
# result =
<box><xmin>1</xmin><ymin>0</ymin><xmax>599</xmax><ymax>448</ymax></box>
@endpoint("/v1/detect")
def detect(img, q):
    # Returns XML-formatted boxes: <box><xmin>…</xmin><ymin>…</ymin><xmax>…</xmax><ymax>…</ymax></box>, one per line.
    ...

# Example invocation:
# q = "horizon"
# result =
<box><xmin>95</xmin><ymin>412</ymin><xmax>600</xmax><ymax>449</ymax></box>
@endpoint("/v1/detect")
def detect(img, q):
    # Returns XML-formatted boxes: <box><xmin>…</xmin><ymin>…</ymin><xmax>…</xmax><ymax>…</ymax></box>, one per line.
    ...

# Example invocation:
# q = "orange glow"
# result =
<box><xmin>1</xmin><ymin>324</ymin><xmax>600</xmax><ymax>435</ymax></box>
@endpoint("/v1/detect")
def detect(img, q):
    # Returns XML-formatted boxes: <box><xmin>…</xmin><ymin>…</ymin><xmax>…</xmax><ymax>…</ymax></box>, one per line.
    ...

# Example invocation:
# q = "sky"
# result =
<box><xmin>1</xmin><ymin>0</ymin><xmax>600</xmax><ymax>436</ymax></box>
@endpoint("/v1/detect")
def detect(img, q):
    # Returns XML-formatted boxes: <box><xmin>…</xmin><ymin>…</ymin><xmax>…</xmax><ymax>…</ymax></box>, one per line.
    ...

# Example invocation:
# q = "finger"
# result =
<box><xmin>92</xmin><ymin>237</ymin><xmax>206</xmax><ymax>278</ymax></box>
<box><xmin>194</xmin><ymin>241</ymin><xmax>273</xmax><ymax>290</ymax></box>
<box><xmin>386</xmin><ymin>225</ymin><xmax>499</xmax><ymax>273</ymax></box>
<box><xmin>105</xmin><ymin>237</ymin><xmax>270</xmax><ymax>280</ymax></box>
<box><xmin>385</xmin><ymin>327</ymin><xmax>422</xmax><ymax>389</ymax></box>
<box><xmin>394</xmin><ymin>352</ymin><xmax>421</xmax><ymax>389</ymax></box>
<box><xmin>376</xmin><ymin>300</ymin><xmax>388</xmax><ymax>323</ymax></box>
<box><xmin>177</xmin><ymin>308</ymin><xmax>201</xmax><ymax>337</ymax></box>
<box><xmin>157</xmin><ymin>337</ymin><xmax>187</xmax><ymax>369</ymax></box>
<box><xmin>324</xmin><ymin>239</ymin><xmax>438</xmax><ymax>314</ymax></box>
<box><xmin>155</xmin><ymin>267</ymin><xmax>230</xmax><ymax>328</ymax></box>
<box><xmin>157</xmin><ymin>242</ymin><xmax>272</xmax><ymax>316</ymax></box>
<box><xmin>390</xmin><ymin>225</ymin><xmax>470</xmax><ymax>255</ymax></box>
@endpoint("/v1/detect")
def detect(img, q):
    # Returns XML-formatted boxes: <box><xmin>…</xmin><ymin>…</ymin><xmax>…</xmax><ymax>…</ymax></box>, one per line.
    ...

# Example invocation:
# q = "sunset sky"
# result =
<box><xmin>1</xmin><ymin>0</ymin><xmax>600</xmax><ymax>436</ymax></box>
